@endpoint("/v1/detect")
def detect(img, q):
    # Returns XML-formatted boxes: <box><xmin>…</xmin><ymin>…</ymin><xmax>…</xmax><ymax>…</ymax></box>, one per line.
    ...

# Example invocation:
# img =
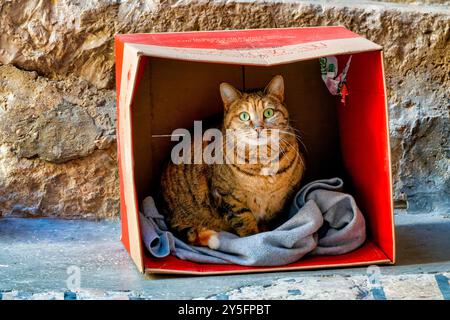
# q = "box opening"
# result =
<box><xmin>128</xmin><ymin>50</ymin><xmax>395</xmax><ymax>274</ymax></box>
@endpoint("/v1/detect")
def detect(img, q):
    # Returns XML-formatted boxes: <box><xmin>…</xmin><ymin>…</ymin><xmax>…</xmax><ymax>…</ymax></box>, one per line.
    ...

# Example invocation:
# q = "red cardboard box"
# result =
<box><xmin>115</xmin><ymin>27</ymin><xmax>395</xmax><ymax>275</ymax></box>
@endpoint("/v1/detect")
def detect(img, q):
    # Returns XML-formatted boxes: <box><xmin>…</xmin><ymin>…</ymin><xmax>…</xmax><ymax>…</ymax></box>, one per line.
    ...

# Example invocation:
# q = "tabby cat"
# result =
<box><xmin>160</xmin><ymin>75</ymin><xmax>304</xmax><ymax>249</ymax></box>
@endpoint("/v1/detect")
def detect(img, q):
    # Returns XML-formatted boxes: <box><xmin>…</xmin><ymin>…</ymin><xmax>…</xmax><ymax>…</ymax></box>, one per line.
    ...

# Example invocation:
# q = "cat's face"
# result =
<box><xmin>220</xmin><ymin>75</ymin><xmax>289</xmax><ymax>146</ymax></box>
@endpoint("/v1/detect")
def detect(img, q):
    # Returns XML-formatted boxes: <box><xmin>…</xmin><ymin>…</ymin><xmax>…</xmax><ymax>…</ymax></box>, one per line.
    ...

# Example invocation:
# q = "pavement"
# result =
<box><xmin>0</xmin><ymin>212</ymin><xmax>449</xmax><ymax>300</ymax></box>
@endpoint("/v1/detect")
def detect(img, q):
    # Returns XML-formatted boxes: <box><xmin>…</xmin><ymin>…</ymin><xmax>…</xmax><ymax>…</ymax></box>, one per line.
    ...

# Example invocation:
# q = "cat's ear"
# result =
<box><xmin>220</xmin><ymin>82</ymin><xmax>241</xmax><ymax>109</ymax></box>
<box><xmin>264</xmin><ymin>75</ymin><xmax>284</xmax><ymax>102</ymax></box>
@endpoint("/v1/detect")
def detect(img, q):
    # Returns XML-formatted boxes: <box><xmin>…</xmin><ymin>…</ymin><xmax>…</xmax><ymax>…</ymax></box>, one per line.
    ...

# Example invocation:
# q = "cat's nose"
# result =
<box><xmin>254</xmin><ymin>125</ymin><xmax>263</xmax><ymax>136</ymax></box>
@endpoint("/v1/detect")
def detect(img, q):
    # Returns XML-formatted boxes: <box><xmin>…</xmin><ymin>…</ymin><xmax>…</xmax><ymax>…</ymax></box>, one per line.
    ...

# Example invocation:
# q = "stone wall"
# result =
<box><xmin>0</xmin><ymin>0</ymin><xmax>448</xmax><ymax>218</ymax></box>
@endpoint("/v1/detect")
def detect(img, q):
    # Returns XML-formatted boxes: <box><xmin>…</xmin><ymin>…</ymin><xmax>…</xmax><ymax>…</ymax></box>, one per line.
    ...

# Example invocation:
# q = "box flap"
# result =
<box><xmin>116</xmin><ymin>27</ymin><xmax>382</xmax><ymax>66</ymax></box>
<box><xmin>117</xmin><ymin>44</ymin><xmax>145</xmax><ymax>272</ymax></box>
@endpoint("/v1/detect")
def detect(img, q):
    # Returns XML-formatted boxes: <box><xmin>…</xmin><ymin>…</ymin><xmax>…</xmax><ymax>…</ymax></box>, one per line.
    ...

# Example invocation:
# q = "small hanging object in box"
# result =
<box><xmin>319</xmin><ymin>55</ymin><xmax>352</xmax><ymax>105</ymax></box>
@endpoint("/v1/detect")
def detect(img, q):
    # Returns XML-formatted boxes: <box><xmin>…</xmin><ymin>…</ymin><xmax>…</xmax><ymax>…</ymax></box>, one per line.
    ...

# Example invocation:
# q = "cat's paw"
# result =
<box><xmin>197</xmin><ymin>229</ymin><xmax>220</xmax><ymax>249</ymax></box>
<box><xmin>207</xmin><ymin>233</ymin><xmax>220</xmax><ymax>250</ymax></box>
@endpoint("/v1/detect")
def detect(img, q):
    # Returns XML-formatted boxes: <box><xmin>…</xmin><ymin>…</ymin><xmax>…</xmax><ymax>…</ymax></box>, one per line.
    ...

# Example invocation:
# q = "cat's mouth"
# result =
<box><xmin>226</xmin><ymin>129</ymin><xmax>288</xmax><ymax>148</ymax></box>
<box><xmin>241</xmin><ymin>135</ymin><xmax>271</xmax><ymax>146</ymax></box>
<box><xmin>239</xmin><ymin>130</ymin><xmax>280</xmax><ymax>146</ymax></box>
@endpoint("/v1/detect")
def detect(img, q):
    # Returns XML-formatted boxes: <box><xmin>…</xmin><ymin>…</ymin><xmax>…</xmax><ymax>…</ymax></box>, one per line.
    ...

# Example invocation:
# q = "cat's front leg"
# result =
<box><xmin>213</xmin><ymin>187</ymin><xmax>259</xmax><ymax>237</ymax></box>
<box><xmin>219</xmin><ymin>200</ymin><xmax>259</xmax><ymax>237</ymax></box>
<box><xmin>226</xmin><ymin>209</ymin><xmax>259</xmax><ymax>237</ymax></box>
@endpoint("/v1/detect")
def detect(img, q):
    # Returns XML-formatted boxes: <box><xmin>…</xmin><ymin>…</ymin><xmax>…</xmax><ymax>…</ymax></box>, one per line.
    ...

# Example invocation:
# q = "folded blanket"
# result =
<box><xmin>139</xmin><ymin>178</ymin><xmax>366</xmax><ymax>266</ymax></box>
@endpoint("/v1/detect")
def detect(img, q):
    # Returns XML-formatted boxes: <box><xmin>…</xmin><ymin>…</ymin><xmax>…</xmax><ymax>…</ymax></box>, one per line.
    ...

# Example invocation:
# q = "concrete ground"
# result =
<box><xmin>0</xmin><ymin>212</ymin><xmax>449</xmax><ymax>300</ymax></box>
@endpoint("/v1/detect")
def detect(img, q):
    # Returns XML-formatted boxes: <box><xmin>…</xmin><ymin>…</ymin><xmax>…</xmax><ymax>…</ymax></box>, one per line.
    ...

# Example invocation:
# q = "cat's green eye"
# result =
<box><xmin>239</xmin><ymin>112</ymin><xmax>250</xmax><ymax>121</ymax></box>
<box><xmin>263</xmin><ymin>108</ymin><xmax>274</xmax><ymax>118</ymax></box>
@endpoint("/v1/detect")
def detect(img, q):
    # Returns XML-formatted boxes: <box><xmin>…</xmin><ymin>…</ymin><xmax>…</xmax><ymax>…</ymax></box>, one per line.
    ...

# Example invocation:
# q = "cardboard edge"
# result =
<box><xmin>127</xmin><ymin>37</ymin><xmax>382</xmax><ymax>67</ymax></box>
<box><xmin>263</xmin><ymin>48</ymin><xmax>382</xmax><ymax>67</ymax></box>
<box><xmin>115</xmin><ymin>36</ymin><xmax>126</xmax><ymax>246</ymax></box>
<box><xmin>118</xmin><ymin>44</ymin><xmax>145</xmax><ymax>273</ymax></box>
<box><xmin>380</xmin><ymin>50</ymin><xmax>397</xmax><ymax>264</ymax></box>
<box><xmin>115</xmin><ymin>25</ymin><xmax>356</xmax><ymax>38</ymax></box>
<box><xmin>144</xmin><ymin>259</ymin><xmax>393</xmax><ymax>276</ymax></box>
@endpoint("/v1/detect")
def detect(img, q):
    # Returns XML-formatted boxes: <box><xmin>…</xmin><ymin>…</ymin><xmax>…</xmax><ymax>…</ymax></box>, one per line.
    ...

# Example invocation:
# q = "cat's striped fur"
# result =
<box><xmin>160</xmin><ymin>75</ymin><xmax>304</xmax><ymax>249</ymax></box>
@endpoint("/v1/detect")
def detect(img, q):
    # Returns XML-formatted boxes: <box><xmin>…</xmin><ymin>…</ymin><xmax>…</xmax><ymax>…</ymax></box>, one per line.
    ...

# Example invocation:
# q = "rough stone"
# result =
<box><xmin>0</xmin><ymin>0</ymin><xmax>448</xmax><ymax>217</ymax></box>
<box><xmin>0</xmin><ymin>144</ymin><xmax>119</xmax><ymax>218</ymax></box>
<box><xmin>3</xmin><ymin>99</ymin><xmax>101</xmax><ymax>163</ymax></box>
<box><xmin>0</xmin><ymin>65</ymin><xmax>118</xmax><ymax>218</ymax></box>
<box><xmin>0</xmin><ymin>65</ymin><xmax>117</xmax><ymax>163</ymax></box>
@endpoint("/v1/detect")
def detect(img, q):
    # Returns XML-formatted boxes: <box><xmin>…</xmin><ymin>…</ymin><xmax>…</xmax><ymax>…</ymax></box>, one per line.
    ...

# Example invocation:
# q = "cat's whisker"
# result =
<box><xmin>285</xmin><ymin>126</ymin><xmax>308</xmax><ymax>142</ymax></box>
<box><xmin>279</xmin><ymin>138</ymin><xmax>305</xmax><ymax>168</ymax></box>
<box><xmin>279</xmin><ymin>138</ymin><xmax>301</xmax><ymax>159</ymax></box>
<box><xmin>278</xmin><ymin>128</ymin><xmax>309</xmax><ymax>154</ymax></box>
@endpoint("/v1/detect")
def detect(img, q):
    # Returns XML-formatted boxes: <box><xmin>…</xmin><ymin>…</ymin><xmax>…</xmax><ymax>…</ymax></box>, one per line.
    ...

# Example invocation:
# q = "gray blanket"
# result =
<box><xmin>139</xmin><ymin>178</ymin><xmax>366</xmax><ymax>266</ymax></box>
